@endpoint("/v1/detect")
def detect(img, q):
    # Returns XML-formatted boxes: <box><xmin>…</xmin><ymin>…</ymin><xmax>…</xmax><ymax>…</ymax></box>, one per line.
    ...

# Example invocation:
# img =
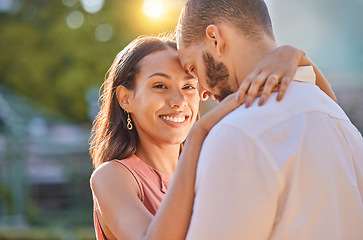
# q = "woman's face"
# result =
<box><xmin>128</xmin><ymin>48</ymin><xmax>200</xmax><ymax>146</ymax></box>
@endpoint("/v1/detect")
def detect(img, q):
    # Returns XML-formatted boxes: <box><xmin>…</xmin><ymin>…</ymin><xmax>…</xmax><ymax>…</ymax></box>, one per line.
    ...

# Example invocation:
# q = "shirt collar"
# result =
<box><xmin>293</xmin><ymin>66</ymin><xmax>316</xmax><ymax>84</ymax></box>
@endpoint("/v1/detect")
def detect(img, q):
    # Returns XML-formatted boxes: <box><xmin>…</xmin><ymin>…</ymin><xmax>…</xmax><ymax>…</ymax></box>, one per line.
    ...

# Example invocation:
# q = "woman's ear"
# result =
<box><xmin>116</xmin><ymin>85</ymin><xmax>134</xmax><ymax>112</ymax></box>
<box><xmin>205</xmin><ymin>24</ymin><xmax>225</xmax><ymax>58</ymax></box>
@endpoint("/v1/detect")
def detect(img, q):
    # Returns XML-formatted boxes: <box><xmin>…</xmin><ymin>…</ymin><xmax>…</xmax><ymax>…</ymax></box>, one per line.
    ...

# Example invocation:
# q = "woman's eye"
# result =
<box><xmin>183</xmin><ymin>84</ymin><xmax>196</xmax><ymax>90</ymax></box>
<box><xmin>153</xmin><ymin>83</ymin><xmax>167</xmax><ymax>89</ymax></box>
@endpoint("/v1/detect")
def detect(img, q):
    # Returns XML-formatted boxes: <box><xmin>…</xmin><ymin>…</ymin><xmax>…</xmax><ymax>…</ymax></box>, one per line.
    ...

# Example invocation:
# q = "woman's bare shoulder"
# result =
<box><xmin>90</xmin><ymin>161</ymin><xmax>148</xmax><ymax>240</ymax></box>
<box><xmin>90</xmin><ymin>160</ymin><xmax>139</xmax><ymax>196</ymax></box>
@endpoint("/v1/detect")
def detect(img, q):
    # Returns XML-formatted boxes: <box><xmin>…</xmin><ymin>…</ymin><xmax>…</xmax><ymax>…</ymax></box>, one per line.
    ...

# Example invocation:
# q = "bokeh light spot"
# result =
<box><xmin>66</xmin><ymin>10</ymin><xmax>84</xmax><ymax>29</ymax></box>
<box><xmin>95</xmin><ymin>24</ymin><xmax>113</xmax><ymax>42</ymax></box>
<box><xmin>62</xmin><ymin>0</ymin><xmax>78</xmax><ymax>7</ymax></box>
<box><xmin>80</xmin><ymin>0</ymin><xmax>105</xmax><ymax>14</ymax></box>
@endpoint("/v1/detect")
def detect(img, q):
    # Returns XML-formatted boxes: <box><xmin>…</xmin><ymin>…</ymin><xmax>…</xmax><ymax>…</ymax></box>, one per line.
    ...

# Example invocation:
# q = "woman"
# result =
<box><xmin>90</xmin><ymin>36</ymin><xmax>336</xmax><ymax>240</ymax></box>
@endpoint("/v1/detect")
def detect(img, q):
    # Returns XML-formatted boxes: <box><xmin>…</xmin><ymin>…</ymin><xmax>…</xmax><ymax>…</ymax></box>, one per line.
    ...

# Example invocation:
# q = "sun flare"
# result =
<box><xmin>143</xmin><ymin>0</ymin><xmax>164</xmax><ymax>19</ymax></box>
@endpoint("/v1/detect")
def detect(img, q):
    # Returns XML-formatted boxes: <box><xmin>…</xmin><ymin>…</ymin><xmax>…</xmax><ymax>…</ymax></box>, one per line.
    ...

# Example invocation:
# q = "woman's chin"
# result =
<box><xmin>163</xmin><ymin>134</ymin><xmax>188</xmax><ymax>145</ymax></box>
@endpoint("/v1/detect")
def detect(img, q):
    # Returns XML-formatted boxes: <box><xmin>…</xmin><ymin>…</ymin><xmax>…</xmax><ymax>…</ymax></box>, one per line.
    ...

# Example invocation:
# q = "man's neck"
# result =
<box><xmin>231</xmin><ymin>36</ymin><xmax>277</xmax><ymax>90</ymax></box>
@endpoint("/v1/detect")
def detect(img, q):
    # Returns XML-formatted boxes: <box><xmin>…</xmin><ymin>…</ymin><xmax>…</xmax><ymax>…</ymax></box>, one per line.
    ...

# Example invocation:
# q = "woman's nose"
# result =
<box><xmin>169</xmin><ymin>90</ymin><xmax>188</xmax><ymax>108</ymax></box>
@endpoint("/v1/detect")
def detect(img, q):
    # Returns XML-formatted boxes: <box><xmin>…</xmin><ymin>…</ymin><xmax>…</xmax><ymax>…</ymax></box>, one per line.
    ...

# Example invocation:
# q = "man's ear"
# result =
<box><xmin>205</xmin><ymin>24</ymin><xmax>225</xmax><ymax>57</ymax></box>
<box><xmin>116</xmin><ymin>85</ymin><xmax>134</xmax><ymax>112</ymax></box>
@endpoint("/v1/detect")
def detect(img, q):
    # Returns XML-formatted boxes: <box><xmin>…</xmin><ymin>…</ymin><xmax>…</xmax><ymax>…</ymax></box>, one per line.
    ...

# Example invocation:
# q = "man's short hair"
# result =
<box><xmin>177</xmin><ymin>0</ymin><xmax>274</xmax><ymax>48</ymax></box>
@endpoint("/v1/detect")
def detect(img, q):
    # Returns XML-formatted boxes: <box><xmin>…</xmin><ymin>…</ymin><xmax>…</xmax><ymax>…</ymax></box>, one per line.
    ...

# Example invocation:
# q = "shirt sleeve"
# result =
<box><xmin>186</xmin><ymin>123</ymin><xmax>280</xmax><ymax>240</ymax></box>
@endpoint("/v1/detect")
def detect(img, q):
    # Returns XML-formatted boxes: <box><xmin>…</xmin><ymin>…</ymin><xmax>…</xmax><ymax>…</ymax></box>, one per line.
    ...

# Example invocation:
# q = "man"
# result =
<box><xmin>176</xmin><ymin>0</ymin><xmax>363</xmax><ymax>239</ymax></box>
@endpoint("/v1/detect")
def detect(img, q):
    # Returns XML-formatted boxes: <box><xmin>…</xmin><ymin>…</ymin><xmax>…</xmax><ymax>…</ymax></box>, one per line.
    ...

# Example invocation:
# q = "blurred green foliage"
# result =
<box><xmin>0</xmin><ymin>0</ymin><xmax>179</xmax><ymax>122</ymax></box>
<box><xmin>0</xmin><ymin>226</ymin><xmax>95</xmax><ymax>240</ymax></box>
<box><xmin>0</xmin><ymin>186</ymin><xmax>13</xmax><ymax>215</ymax></box>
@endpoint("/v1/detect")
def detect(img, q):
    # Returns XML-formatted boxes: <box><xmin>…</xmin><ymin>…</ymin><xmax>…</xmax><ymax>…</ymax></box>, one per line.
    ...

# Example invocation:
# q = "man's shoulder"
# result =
<box><xmin>213</xmin><ymin>94</ymin><xmax>290</xmax><ymax>139</ymax></box>
<box><xmin>213</xmin><ymin>82</ymin><xmax>348</xmax><ymax>138</ymax></box>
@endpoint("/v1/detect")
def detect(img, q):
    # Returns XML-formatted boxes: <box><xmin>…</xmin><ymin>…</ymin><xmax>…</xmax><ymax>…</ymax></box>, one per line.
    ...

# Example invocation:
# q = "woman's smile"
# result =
<box><xmin>159</xmin><ymin>113</ymin><xmax>190</xmax><ymax>127</ymax></box>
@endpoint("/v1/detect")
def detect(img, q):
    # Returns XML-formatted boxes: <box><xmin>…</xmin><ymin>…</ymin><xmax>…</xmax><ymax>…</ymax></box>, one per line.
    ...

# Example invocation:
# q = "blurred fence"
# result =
<box><xmin>0</xmin><ymin>86</ymin><xmax>95</xmax><ymax>240</ymax></box>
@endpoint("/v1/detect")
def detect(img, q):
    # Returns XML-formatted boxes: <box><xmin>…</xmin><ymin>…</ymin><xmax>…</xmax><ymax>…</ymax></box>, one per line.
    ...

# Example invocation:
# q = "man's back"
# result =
<box><xmin>187</xmin><ymin>80</ymin><xmax>363</xmax><ymax>239</ymax></box>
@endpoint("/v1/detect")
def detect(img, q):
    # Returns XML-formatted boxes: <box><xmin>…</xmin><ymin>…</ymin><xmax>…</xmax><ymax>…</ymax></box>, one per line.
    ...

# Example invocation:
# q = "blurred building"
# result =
<box><xmin>0</xmin><ymin>85</ymin><xmax>93</xmax><ymax>228</ymax></box>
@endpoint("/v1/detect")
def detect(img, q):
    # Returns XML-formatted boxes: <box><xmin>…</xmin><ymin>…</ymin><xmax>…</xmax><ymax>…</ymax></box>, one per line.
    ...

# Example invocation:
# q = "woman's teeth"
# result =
<box><xmin>160</xmin><ymin>115</ymin><xmax>186</xmax><ymax>123</ymax></box>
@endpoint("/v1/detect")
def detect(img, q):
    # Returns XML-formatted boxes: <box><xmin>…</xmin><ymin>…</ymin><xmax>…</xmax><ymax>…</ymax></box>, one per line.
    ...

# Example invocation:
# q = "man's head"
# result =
<box><xmin>176</xmin><ymin>0</ymin><xmax>276</xmax><ymax>102</ymax></box>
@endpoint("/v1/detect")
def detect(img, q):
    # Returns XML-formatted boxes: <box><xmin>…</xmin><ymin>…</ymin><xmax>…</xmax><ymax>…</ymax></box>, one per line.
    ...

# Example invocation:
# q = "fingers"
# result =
<box><xmin>236</xmin><ymin>45</ymin><xmax>304</xmax><ymax>107</ymax></box>
<box><xmin>236</xmin><ymin>72</ymin><xmax>255</xmax><ymax>103</ymax></box>
<box><xmin>277</xmin><ymin>75</ymin><xmax>293</xmax><ymax>101</ymax></box>
<box><xmin>258</xmin><ymin>75</ymin><xmax>279</xmax><ymax>106</ymax></box>
<box><xmin>244</xmin><ymin>72</ymin><xmax>270</xmax><ymax>107</ymax></box>
<box><xmin>236</xmin><ymin>93</ymin><xmax>247</xmax><ymax>105</ymax></box>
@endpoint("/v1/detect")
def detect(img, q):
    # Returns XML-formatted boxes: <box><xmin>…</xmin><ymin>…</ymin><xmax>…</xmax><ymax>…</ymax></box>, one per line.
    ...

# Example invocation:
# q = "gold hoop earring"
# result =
<box><xmin>126</xmin><ymin>112</ymin><xmax>133</xmax><ymax>130</ymax></box>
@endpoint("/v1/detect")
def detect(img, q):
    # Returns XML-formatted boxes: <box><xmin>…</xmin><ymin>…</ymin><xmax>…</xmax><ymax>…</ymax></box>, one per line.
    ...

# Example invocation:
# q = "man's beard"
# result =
<box><xmin>202</xmin><ymin>51</ymin><xmax>234</xmax><ymax>102</ymax></box>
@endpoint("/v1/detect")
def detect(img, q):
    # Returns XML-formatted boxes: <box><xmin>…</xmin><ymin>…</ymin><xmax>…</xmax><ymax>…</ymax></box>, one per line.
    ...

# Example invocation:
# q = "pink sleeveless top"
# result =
<box><xmin>93</xmin><ymin>154</ymin><xmax>171</xmax><ymax>240</ymax></box>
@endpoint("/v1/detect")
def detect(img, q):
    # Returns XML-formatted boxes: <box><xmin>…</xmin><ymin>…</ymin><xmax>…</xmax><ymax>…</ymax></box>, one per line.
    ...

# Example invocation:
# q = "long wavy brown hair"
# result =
<box><xmin>90</xmin><ymin>36</ymin><xmax>178</xmax><ymax>169</ymax></box>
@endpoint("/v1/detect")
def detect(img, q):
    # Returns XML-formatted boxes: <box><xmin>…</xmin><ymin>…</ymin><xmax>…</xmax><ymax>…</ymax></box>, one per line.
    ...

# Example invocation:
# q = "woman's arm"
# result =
<box><xmin>299</xmin><ymin>53</ymin><xmax>338</xmax><ymax>103</ymax></box>
<box><xmin>236</xmin><ymin>45</ymin><xmax>338</xmax><ymax>106</ymax></box>
<box><xmin>146</xmin><ymin>93</ymin><xmax>243</xmax><ymax>240</ymax></box>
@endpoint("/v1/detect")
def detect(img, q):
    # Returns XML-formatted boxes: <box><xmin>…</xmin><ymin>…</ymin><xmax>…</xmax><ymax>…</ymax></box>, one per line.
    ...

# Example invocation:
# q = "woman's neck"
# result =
<box><xmin>135</xmin><ymin>138</ymin><xmax>180</xmax><ymax>179</ymax></box>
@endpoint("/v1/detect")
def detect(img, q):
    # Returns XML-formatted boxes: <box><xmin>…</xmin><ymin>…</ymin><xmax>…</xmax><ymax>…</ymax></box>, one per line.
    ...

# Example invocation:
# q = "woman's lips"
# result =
<box><xmin>160</xmin><ymin>115</ymin><xmax>186</xmax><ymax>123</ymax></box>
<box><xmin>159</xmin><ymin>114</ymin><xmax>190</xmax><ymax>127</ymax></box>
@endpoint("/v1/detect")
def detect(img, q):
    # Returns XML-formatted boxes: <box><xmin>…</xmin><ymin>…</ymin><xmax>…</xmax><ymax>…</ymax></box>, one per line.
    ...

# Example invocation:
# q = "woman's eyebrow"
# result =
<box><xmin>148</xmin><ymin>72</ymin><xmax>171</xmax><ymax>80</ymax></box>
<box><xmin>184</xmin><ymin>75</ymin><xmax>195</xmax><ymax>80</ymax></box>
<box><xmin>148</xmin><ymin>72</ymin><xmax>194</xmax><ymax>81</ymax></box>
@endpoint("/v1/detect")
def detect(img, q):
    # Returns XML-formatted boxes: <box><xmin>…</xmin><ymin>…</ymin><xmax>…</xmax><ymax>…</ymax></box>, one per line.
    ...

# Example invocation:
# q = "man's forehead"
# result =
<box><xmin>177</xmin><ymin>37</ymin><xmax>193</xmax><ymax>54</ymax></box>
<box><xmin>178</xmin><ymin>43</ymin><xmax>200</xmax><ymax>63</ymax></box>
<box><xmin>177</xmin><ymin>46</ymin><xmax>191</xmax><ymax>68</ymax></box>
<box><xmin>176</xmin><ymin>40</ymin><xmax>185</xmax><ymax>54</ymax></box>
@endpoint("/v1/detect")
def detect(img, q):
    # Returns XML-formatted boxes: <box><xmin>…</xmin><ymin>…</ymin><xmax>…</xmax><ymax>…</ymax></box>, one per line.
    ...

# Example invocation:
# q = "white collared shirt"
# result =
<box><xmin>186</xmin><ymin>67</ymin><xmax>363</xmax><ymax>240</ymax></box>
